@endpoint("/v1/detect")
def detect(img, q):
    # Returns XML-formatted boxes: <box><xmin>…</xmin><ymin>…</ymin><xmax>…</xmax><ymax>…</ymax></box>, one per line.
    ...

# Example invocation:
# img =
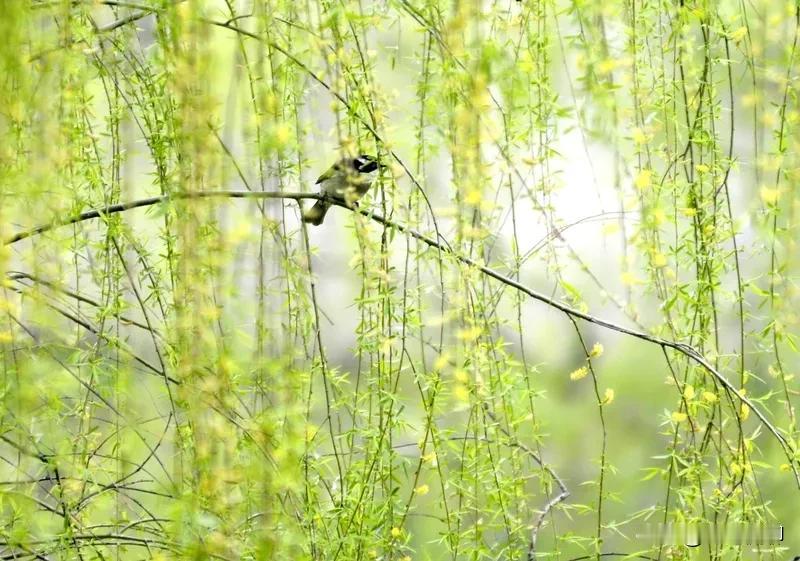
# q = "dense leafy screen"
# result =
<box><xmin>1</xmin><ymin>1</ymin><xmax>799</xmax><ymax>560</ymax></box>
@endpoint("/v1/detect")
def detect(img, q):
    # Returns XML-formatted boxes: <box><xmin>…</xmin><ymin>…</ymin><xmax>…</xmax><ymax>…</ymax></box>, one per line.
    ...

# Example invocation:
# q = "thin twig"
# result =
<box><xmin>483</xmin><ymin>404</ymin><xmax>569</xmax><ymax>561</ymax></box>
<box><xmin>3</xmin><ymin>191</ymin><xmax>320</xmax><ymax>245</ymax></box>
<box><xmin>5</xmin><ymin>190</ymin><xmax>799</xmax><ymax>487</ymax></box>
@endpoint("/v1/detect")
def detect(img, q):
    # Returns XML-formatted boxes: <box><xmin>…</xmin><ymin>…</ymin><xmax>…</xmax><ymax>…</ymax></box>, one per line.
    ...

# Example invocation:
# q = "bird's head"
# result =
<box><xmin>351</xmin><ymin>154</ymin><xmax>383</xmax><ymax>174</ymax></box>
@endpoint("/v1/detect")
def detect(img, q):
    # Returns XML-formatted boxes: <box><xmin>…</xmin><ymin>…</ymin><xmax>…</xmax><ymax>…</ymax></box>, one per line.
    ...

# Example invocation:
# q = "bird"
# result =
<box><xmin>302</xmin><ymin>154</ymin><xmax>382</xmax><ymax>225</ymax></box>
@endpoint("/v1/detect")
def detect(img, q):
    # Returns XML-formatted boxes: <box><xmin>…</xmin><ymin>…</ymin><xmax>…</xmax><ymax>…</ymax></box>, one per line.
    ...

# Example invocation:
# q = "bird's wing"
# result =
<box><xmin>315</xmin><ymin>163</ymin><xmax>339</xmax><ymax>184</ymax></box>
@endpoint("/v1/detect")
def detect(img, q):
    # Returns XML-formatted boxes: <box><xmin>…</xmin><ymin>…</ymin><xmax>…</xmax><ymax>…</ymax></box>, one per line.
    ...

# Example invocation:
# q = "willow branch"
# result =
<box><xmin>4</xmin><ymin>190</ymin><xmax>798</xmax><ymax>486</ymax></box>
<box><xmin>3</xmin><ymin>191</ymin><xmax>321</xmax><ymax>245</ymax></box>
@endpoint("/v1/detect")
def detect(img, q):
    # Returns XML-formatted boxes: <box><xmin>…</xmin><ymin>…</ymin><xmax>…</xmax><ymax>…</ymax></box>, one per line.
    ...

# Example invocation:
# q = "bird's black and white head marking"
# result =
<box><xmin>353</xmin><ymin>154</ymin><xmax>379</xmax><ymax>174</ymax></box>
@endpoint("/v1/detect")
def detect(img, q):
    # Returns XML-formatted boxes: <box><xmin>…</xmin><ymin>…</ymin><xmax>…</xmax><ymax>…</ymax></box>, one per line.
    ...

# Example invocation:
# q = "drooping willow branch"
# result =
<box><xmin>482</xmin><ymin>403</ymin><xmax>569</xmax><ymax>561</ymax></box>
<box><xmin>4</xmin><ymin>189</ymin><xmax>798</xmax><ymax>487</ymax></box>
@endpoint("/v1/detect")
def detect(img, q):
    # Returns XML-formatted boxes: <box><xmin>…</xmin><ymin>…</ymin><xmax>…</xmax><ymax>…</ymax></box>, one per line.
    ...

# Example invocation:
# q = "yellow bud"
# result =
<box><xmin>597</xmin><ymin>58</ymin><xmax>616</xmax><ymax>74</ymax></box>
<box><xmin>457</xmin><ymin>326</ymin><xmax>481</xmax><ymax>341</ymax></box>
<box><xmin>632</xmin><ymin>128</ymin><xmax>648</xmax><ymax>144</ymax></box>
<box><xmin>570</xmin><ymin>366</ymin><xmax>589</xmax><ymax>381</ymax></box>
<box><xmin>434</xmin><ymin>353</ymin><xmax>450</xmax><ymax>371</ymax></box>
<box><xmin>730</xmin><ymin>26</ymin><xmax>748</xmax><ymax>42</ymax></box>
<box><xmin>671</xmin><ymin>411</ymin><xmax>688</xmax><ymax>423</ymax></box>
<box><xmin>621</xmin><ymin>271</ymin><xmax>640</xmax><ymax>286</ymax></box>
<box><xmin>274</xmin><ymin>123</ymin><xmax>291</xmax><ymax>146</ymax></box>
<box><xmin>740</xmin><ymin>403</ymin><xmax>750</xmax><ymax>421</ymax></box>
<box><xmin>760</xmin><ymin>186</ymin><xmax>780</xmax><ymax>205</ymax></box>
<box><xmin>635</xmin><ymin>169</ymin><xmax>653</xmax><ymax>190</ymax></box>
<box><xmin>464</xmin><ymin>190</ymin><xmax>482</xmax><ymax>206</ymax></box>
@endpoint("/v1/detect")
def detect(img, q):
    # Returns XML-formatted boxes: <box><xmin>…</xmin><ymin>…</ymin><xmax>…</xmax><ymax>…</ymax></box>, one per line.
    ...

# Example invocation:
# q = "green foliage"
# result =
<box><xmin>1</xmin><ymin>0</ymin><xmax>799</xmax><ymax>560</ymax></box>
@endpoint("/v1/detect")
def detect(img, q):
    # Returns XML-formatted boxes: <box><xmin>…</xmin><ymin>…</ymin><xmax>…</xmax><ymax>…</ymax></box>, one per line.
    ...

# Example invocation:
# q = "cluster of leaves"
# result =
<box><xmin>0</xmin><ymin>1</ymin><xmax>798</xmax><ymax>560</ymax></box>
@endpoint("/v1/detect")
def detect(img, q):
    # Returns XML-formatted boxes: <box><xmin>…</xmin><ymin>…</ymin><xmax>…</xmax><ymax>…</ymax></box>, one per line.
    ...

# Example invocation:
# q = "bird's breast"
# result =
<box><xmin>321</xmin><ymin>174</ymin><xmax>375</xmax><ymax>198</ymax></box>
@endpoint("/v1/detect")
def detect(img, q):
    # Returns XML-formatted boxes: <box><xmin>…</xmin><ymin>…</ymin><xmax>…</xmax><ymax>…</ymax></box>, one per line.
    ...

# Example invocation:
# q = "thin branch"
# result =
<box><xmin>482</xmin><ymin>404</ymin><xmax>569</xmax><ymax>561</ymax></box>
<box><xmin>3</xmin><ymin>191</ymin><xmax>319</xmax><ymax>245</ymax></box>
<box><xmin>4</xmin><ymin>190</ymin><xmax>798</xmax><ymax>487</ymax></box>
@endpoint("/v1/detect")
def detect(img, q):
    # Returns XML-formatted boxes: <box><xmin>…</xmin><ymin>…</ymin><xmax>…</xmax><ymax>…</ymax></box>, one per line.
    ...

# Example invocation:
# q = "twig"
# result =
<box><xmin>483</xmin><ymin>404</ymin><xmax>569</xmax><ymax>561</ymax></box>
<box><xmin>4</xmin><ymin>190</ymin><xmax>799</xmax><ymax>487</ymax></box>
<box><xmin>3</xmin><ymin>191</ymin><xmax>320</xmax><ymax>245</ymax></box>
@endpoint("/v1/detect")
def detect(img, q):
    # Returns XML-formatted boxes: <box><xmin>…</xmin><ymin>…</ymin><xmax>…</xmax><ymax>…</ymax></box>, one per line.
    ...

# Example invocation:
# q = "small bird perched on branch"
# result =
<box><xmin>302</xmin><ymin>154</ymin><xmax>382</xmax><ymax>225</ymax></box>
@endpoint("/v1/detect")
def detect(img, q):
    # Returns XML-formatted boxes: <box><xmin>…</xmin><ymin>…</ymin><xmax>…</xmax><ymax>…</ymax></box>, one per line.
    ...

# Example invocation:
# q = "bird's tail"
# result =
<box><xmin>302</xmin><ymin>200</ymin><xmax>329</xmax><ymax>225</ymax></box>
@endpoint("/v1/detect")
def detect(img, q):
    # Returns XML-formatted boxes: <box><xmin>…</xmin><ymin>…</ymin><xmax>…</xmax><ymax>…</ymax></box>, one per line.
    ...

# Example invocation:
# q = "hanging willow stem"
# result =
<box><xmin>5</xmin><ymin>189</ymin><xmax>798</xmax><ymax>488</ymax></box>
